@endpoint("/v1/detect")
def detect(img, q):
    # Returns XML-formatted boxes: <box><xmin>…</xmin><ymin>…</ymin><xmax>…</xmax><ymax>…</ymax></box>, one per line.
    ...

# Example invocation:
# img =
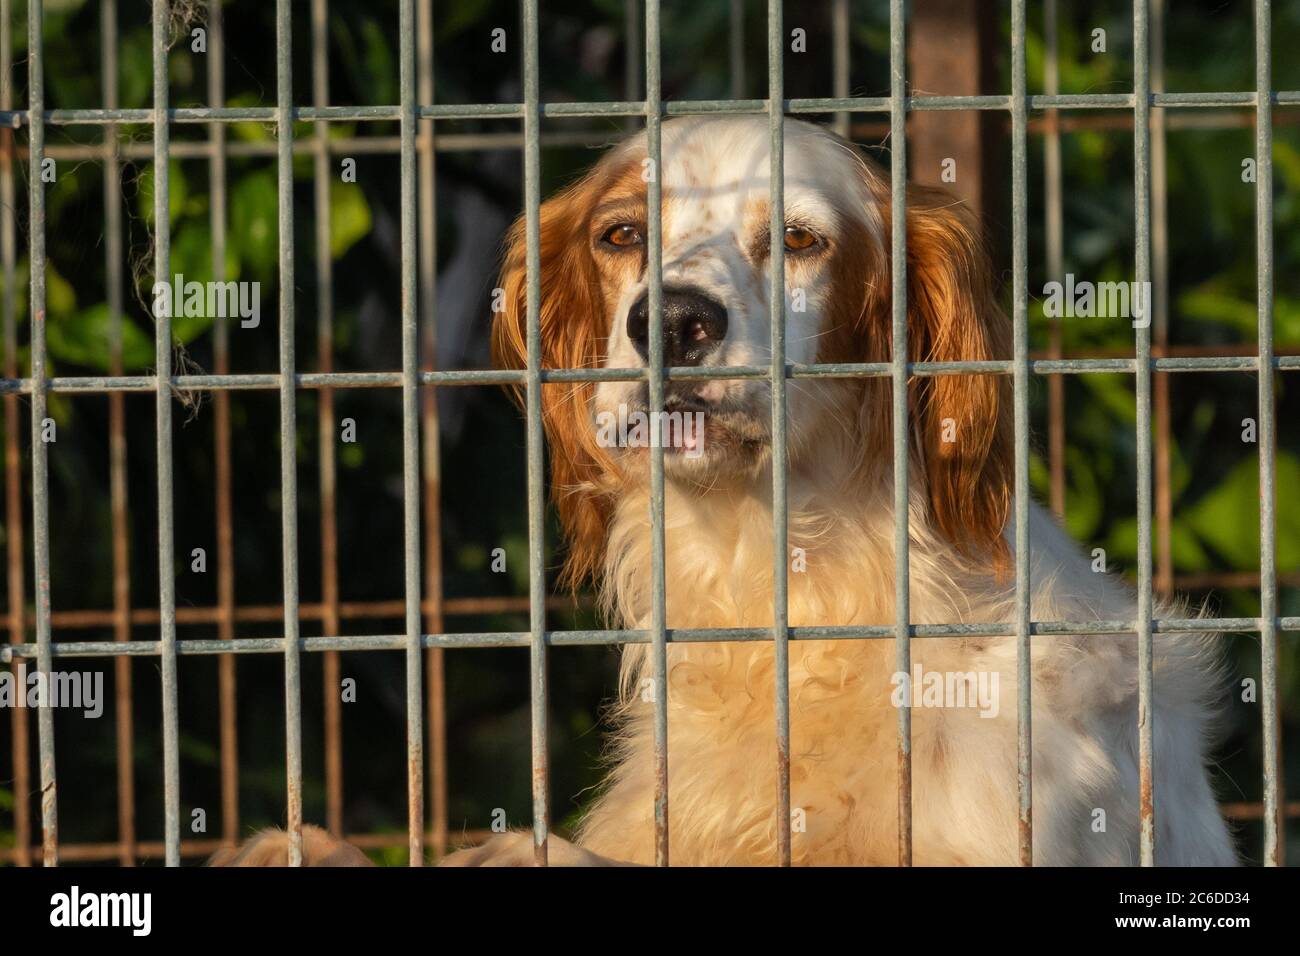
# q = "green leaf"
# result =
<box><xmin>330</xmin><ymin>180</ymin><xmax>372</xmax><ymax>259</ymax></box>
<box><xmin>136</xmin><ymin>160</ymin><xmax>188</xmax><ymax>228</ymax></box>
<box><xmin>1105</xmin><ymin>515</ymin><xmax>1215</xmax><ymax>573</ymax></box>
<box><xmin>227</xmin><ymin>92</ymin><xmax>274</xmax><ymax>144</ymax></box>
<box><xmin>1061</xmin><ymin>445</ymin><xmax>1104</xmax><ymax>543</ymax></box>
<box><xmin>45</xmin><ymin>262</ymin><xmax>77</xmax><ymax>319</ymax></box>
<box><xmin>1184</xmin><ymin>452</ymin><xmax>1300</xmax><ymax>572</ymax></box>
<box><xmin>46</xmin><ymin>303</ymin><xmax>154</xmax><ymax>372</ymax></box>
<box><xmin>229</xmin><ymin>170</ymin><xmax>279</xmax><ymax>281</ymax></box>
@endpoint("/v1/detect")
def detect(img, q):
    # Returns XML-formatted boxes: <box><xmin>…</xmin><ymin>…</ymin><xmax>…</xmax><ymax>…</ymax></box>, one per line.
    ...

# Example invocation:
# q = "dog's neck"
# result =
<box><xmin>600</xmin><ymin>446</ymin><xmax>978</xmax><ymax>631</ymax></box>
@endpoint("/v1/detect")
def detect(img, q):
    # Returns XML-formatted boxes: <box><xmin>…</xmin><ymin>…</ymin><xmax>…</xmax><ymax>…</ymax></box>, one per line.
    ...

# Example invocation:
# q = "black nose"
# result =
<box><xmin>626</xmin><ymin>287</ymin><xmax>728</xmax><ymax>366</ymax></box>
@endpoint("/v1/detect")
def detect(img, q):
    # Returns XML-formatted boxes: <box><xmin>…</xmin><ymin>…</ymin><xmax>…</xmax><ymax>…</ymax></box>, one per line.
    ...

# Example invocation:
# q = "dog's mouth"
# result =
<box><xmin>594</xmin><ymin>386</ymin><xmax>770</xmax><ymax>469</ymax></box>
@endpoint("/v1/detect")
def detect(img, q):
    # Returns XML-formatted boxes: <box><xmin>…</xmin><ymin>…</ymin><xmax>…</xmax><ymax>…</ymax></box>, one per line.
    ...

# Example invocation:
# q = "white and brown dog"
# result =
<box><xmin>224</xmin><ymin>116</ymin><xmax>1237</xmax><ymax>867</ymax></box>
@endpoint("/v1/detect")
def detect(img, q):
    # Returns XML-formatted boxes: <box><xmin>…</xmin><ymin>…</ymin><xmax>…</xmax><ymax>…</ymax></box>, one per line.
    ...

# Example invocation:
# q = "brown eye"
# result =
<box><xmin>602</xmin><ymin>224</ymin><xmax>643</xmax><ymax>248</ymax></box>
<box><xmin>783</xmin><ymin>226</ymin><xmax>818</xmax><ymax>251</ymax></box>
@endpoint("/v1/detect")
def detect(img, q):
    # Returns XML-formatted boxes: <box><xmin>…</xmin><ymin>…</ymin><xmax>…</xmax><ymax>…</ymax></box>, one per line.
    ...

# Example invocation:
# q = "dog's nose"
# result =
<box><xmin>626</xmin><ymin>287</ymin><xmax>728</xmax><ymax>367</ymax></box>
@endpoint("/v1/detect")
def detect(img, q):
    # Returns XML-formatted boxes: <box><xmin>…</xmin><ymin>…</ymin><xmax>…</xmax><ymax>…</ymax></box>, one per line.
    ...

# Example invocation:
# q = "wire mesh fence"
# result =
<box><xmin>0</xmin><ymin>0</ymin><xmax>1294</xmax><ymax>866</ymax></box>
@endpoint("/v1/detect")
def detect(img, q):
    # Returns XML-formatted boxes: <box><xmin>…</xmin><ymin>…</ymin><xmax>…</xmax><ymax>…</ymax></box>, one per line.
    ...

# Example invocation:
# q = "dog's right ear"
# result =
<box><xmin>490</xmin><ymin>165</ymin><xmax>621</xmax><ymax>590</ymax></box>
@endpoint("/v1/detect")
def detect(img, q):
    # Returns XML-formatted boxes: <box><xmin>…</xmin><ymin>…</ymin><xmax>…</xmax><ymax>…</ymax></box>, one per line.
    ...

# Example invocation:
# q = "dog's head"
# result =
<box><xmin>493</xmin><ymin>116</ymin><xmax>1011</xmax><ymax>585</ymax></box>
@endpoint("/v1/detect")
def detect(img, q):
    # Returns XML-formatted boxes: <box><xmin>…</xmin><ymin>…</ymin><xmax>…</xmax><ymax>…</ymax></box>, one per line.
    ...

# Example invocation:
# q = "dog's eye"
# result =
<box><xmin>601</xmin><ymin>224</ymin><xmax>643</xmax><ymax>248</ymax></box>
<box><xmin>783</xmin><ymin>226</ymin><xmax>818</xmax><ymax>251</ymax></box>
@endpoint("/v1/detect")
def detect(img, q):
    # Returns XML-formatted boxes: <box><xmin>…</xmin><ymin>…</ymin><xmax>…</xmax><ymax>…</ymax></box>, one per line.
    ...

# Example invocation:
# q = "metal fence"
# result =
<box><xmin>0</xmin><ymin>0</ymin><xmax>1295</xmax><ymax>867</ymax></box>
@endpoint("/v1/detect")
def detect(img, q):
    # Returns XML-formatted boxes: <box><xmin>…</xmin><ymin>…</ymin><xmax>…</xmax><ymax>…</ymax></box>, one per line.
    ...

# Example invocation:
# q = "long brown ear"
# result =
<box><xmin>491</xmin><ymin>168</ymin><xmax>619</xmax><ymax>590</ymax></box>
<box><xmin>903</xmin><ymin>184</ymin><xmax>1013</xmax><ymax>568</ymax></box>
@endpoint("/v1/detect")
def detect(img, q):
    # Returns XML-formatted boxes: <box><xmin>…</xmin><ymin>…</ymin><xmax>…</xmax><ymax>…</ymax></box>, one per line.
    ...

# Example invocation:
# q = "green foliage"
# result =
<box><xmin>50</xmin><ymin>304</ymin><xmax>155</xmax><ymax>371</ymax></box>
<box><xmin>1184</xmin><ymin>454</ymin><xmax>1300</xmax><ymax>572</ymax></box>
<box><xmin>330</xmin><ymin>179</ymin><xmax>373</xmax><ymax>259</ymax></box>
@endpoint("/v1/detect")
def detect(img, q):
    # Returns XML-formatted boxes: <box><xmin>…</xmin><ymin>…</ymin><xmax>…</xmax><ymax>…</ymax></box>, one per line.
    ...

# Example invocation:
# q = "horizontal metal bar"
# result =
<box><xmin>4</xmin><ymin>355</ymin><xmax>1296</xmax><ymax>395</ymax></box>
<box><xmin>5</xmin><ymin>616</ymin><xmax>1298</xmax><ymax>661</ymax></box>
<box><xmin>2</xmin><ymin>90</ymin><xmax>1296</xmax><ymax>128</ymax></box>
<box><xmin>34</xmin><ymin>130</ymin><xmax>616</xmax><ymax>162</ymax></box>
<box><xmin>16</xmin><ymin>112</ymin><xmax>1298</xmax><ymax>167</ymax></box>
<box><xmin>43</xmin><ymin>575</ymin><xmax>1300</xmax><ymax>630</ymax></box>
<box><xmin>8</xmin><ymin>795</ymin><xmax>1298</xmax><ymax>864</ymax></box>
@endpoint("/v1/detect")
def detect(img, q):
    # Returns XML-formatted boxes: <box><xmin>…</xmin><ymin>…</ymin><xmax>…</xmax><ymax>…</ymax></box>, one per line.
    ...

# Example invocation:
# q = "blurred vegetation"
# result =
<box><xmin>0</xmin><ymin>0</ymin><xmax>1297</xmax><ymax>865</ymax></box>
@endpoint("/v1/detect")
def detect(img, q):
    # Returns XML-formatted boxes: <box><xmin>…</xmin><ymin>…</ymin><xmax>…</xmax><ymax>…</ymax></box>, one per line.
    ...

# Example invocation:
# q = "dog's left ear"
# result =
<box><xmin>903</xmin><ymin>185</ymin><xmax>1013</xmax><ymax>567</ymax></box>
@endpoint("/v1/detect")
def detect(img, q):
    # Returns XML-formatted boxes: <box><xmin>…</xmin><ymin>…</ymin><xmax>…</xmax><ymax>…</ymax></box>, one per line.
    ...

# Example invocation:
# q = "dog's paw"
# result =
<box><xmin>207</xmin><ymin>825</ymin><xmax>375</xmax><ymax>866</ymax></box>
<box><xmin>439</xmin><ymin>831</ymin><xmax>627</xmax><ymax>867</ymax></box>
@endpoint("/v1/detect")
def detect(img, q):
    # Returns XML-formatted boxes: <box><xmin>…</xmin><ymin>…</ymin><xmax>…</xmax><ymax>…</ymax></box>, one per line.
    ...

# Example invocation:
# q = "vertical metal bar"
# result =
<box><xmin>766</xmin><ymin>0</ymin><xmax>792</xmax><ymax>868</ymax></box>
<box><xmin>1253</xmin><ymin>0</ymin><xmax>1281</xmax><ymax>868</ymax></box>
<box><xmin>1043</xmin><ymin>0</ymin><xmax>1066</xmax><ymax>519</ymax></box>
<box><xmin>831</xmin><ymin>0</ymin><xmax>849</xmax><ymax>138</ymax></box>
<box><xmin>888</xmin><ymin>0</ymin><xmax>912</xmax><ymax>868</ymax></box>
<box><xmin>399</xmin><ymin>0</ymin><xmax>426</xmax><ymax>867</ymax></box>
<box><xmin>0</xmin><ymin>0</ymin><xmax>32</xmax><ymax>869</ymax></box>
<box><xmin>29</xmin><ymin>0</ymin><xmax>57</xmax><ymax>869</ymax></box>
<box><xmin>312</xmin><ymin>0</ymin><xmax>345</xmax><ymax>840</ymax></box>
<box><xmin>1010</xmin><ymin>0</ymin><xmax>1033</xmax><ymax>867</ymax></box>
<box><xmin>275</xmin><ymin>0</ymin><xmax>305</xmax><ymax>868</ymax></box>
<box><xmin>1152</xmin><ymin>0</ymin><xmax>1173</xmax><ymax>598</ymax></box>
<box><xmin>416</xmin><ymin>0</ymin><xmax>448</xmax><ymax>858</ymax></box>
<box><xmin>521</xmin><ymin>0</ymin><xmax>550</xmax><ymax>866</ymax></box>
<box><xmin>151</xmin><ymin>0</ymin><xmax>181</xmax><ymax>869</ymax></box>
<box><xmin>1132</xmin><ymin>0</ymin><xmax>1157</xmax><ymax>868</ymax></box>
<box><xmin>209</xmin><ymin>0</ymin><xmax>239</xmax><ymax>853</ymax></box>
<box><xmin>102</xmin><ymin>0</ymin><xmax>136</xmax><ymax>868</ymax></box>
<box><xmin>624</xmin><ymin>0</ymin><xmax>640</xmax><ymax>133</ymax></box>
<box><xmin>643</xmin><ymin>0</ymin><xmax>669</xmax><ymax>868</ymax></box>
<box><xmin>729</xmin><ymin>0</ymin><xmax>744</xmax><ymax>99</ymax></box>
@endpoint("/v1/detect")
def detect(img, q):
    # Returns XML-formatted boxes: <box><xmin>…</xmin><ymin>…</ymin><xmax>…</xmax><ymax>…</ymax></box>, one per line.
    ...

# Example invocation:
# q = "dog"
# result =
<box><xmin>443</xmin><ymin>115</ymin><xmax>1236</xmax><ymax>867</ymax></box>
<box><xmin>223</xmin><ymin>116</ymin><xmax>1237</xmax><ymax>867</ymax></box>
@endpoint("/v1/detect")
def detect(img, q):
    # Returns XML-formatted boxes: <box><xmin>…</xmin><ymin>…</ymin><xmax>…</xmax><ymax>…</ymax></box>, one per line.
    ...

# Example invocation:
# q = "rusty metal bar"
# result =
<box><xmin>1152</xmin><ymin>0</ymin><xmax>1173</xmax><ymax>599</ymax></box>
<box><xmin>151</xmin><ymin>0</ymin><xmax>182</xmax><ymax>869</ymax></box>
<box><xmin>312</xmin><ymin>0</ymin><xmax>346</xmax><ymax>842</ymax></box>
<box><xmin>766</xmin><ymin>0</ymin><xmax>792</xmax><ymax>868</ymax></box>
<box><xmin>208</xmin><ymin>0</ymin><xmax>240</xmax><ymax>855</ymax></box>
<box><xmin>1133</xmin><ymin>0</ymin><xmax>1157</xmax><ymax>867</ymax></box>
<box><xmin>416</xmin><ymin>0</ymin><xmax>448</xmax><ymax>860</ymax></box>
<box><xmin>643</xmin><ymin>0</ymin><xmax>670</xmax><ymax>867</ymax></box>
<box><xmin>398</xmin><ymin>0</ymin><xmax>427</xmax><ymax>867</ymax></box>
<box><xmin>275</xmin><ymin>0</ymin><xmax>305</xmax><ymax>868</ymax></box>
<box><xmin>1043</xmin><ymin>0</ymin><xmax>1065</xmax><ymax>519</ymax></box>
<box><xmin>102</xmin><ymin>0</ymin><xmax>135</xmax><ymax>869</ymax></box>
<box><xmin>522</xmin><ymin>0</ymin><xmax>550</xmax><ymax>866</ymax></box>
<box><xmin>831</xmin><ymin>0</ymin><xmax>849</xmax><ymax>138</ymax></box>
<box><xmin>28</xmin><ymin>0</ymin><xmax>57</xmax><ymax>868</ymax></box>
<box><xmin>1</xmin><ymin>0</ymin><xmax>31</xmax><ymax>871</ymax></box>
<box><xmin>889</xmin><ymin>0</ymin><xmax>913</xmax><ymax>869</ymax></box>
<box><xmin>1254</xmin><ymin>0</ymin><xmax>1282</xmax><ymax>868</ymax></box>
<box><xmin>1010</xmin><ymin>0</ymin><xmax>1033</xmax><ymax>867</ymax></box>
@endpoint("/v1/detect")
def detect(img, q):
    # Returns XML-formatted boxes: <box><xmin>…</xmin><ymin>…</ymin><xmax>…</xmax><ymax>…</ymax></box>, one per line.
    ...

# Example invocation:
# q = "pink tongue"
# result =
<box><xmin>682</xmin><ymin>428</ymin><xmax>699</xmax><ymax>452</ymax></box>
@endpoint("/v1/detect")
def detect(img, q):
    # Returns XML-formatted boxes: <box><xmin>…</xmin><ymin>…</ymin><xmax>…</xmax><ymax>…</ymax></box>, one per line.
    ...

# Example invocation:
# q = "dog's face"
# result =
<box><xmin>583</xmin><ymin>118</ymin><xmax>885</xmax><ymax>479</ymax></box>
<box><xmin>494</xmin><ymin>116</ymin><xmax>1012</xmax><ymax>584</ymax></box>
